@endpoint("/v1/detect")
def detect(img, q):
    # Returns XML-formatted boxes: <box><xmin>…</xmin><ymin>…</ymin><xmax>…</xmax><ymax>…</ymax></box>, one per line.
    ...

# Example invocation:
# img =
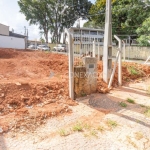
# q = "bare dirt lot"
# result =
<box><xmin>0</xmin><ymin>48</ymin><xmax>77</xmax><ymax>133</ymax></box>
<box><xmin>0</xmin><ymin>48</ymin><xmax>150</xmax><ymax>150</ymax></box>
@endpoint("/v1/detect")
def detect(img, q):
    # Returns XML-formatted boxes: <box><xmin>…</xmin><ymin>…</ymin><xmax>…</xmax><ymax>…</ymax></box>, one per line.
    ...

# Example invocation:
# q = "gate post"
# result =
<box><xmin>118</xmin><ymin>37</ymin><xmax>122</xmax><ymax>86</ymax></box>
<box><xmin>93</xmin><ymin>39</ymin><xmax>96</xmax><ymax>57</ymax></box>
<box><xmin>66</xmin><ymin>28</ymin><xmax>74</xmax><ymax>100</ymax></box>
<box><xmin>114</xmin><ymin>35</ymin><xmax>122</xmax><ymax>86</ymax></box>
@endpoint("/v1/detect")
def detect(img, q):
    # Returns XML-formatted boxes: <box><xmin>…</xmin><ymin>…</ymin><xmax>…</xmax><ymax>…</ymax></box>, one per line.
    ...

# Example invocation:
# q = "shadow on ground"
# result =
<box><xmin>76</xmin><ymin>84</ymin><xmax>150</xmax><ymax>128</ymax></box>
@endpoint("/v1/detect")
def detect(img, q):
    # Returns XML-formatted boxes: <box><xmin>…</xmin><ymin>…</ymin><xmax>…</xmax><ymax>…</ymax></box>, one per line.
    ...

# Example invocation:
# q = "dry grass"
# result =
<box><xmin>59</xmin><ymin>129</ymin><xmax>70</xmax><ymax>136</ymax></box>
<box><xmin>72</xmin><ymin>122</ymin><xmax>83</xmax><ymax>132</ymax></box>
<box><xmin>106</xmin><ymin>119</ymin><xmax>118</xmax><ymax>128</ymax></box>
<box><xmin>126</xmin><ymin>136</ymin><xmax>138</xmax><ymax>148</ymax></box>
<box><xmin>135</xmin><ymin>132</ymin><xmax>144</xmax><ymax>140</ymax></box>
<box><xmin>144</xmin><ymin>106</ymin><xmax>150</xmax><ymax>117</ymax></box>
<box><xmin>147</xmin><ymin>86</ymin><xmax>150</xmax><ymax>95</ymax></box>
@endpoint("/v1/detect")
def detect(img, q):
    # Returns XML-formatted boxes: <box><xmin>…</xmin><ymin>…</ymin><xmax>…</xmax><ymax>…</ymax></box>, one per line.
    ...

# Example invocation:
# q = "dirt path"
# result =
<box><xmin>1</xmin><ymin>79</ymin><xmax>150</xmax><ymax>150</ymax></box>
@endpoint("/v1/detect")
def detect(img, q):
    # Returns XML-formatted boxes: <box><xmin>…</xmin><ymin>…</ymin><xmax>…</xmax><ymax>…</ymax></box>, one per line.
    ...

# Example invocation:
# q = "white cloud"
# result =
<box><xmin>0</xmin><ymin>0</ymin><xmax>40</xmax><ymax>40</ymax></box>
<box><xmin>0</xmin><ymin>0</ymin><xmax>93</xmax><ymax>41</ymax></box>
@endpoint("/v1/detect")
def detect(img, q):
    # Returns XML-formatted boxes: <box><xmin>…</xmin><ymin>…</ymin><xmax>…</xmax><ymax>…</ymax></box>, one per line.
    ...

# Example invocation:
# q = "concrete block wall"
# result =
<box><xmin>74</xmin><ymin>57</ymin><xmax>97</xmax><ymax>98</ymax></box>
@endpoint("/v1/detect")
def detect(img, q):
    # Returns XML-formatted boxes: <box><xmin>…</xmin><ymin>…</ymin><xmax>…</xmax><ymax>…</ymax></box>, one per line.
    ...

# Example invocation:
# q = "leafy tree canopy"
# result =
<box><xmin>85</xmin><ymin>0</ymin><xmax>150</xmax><ymax>36</ymax></box>
<box><xmin>136</xmin><ymin>17</ymin><xmax>150</xmax><ymax>46</ymax></box>
<box><xmin>18</xmin><ymin>0</ymin><xmax>92</xmax><ymax>43</ymax></box>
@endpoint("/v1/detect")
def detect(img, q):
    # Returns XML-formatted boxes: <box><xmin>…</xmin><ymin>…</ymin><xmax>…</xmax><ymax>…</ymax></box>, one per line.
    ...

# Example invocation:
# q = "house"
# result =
<box><xmin>0</xmin><ymin>23</ymin><xmax>27</xmax><ymax>49</ymax></box>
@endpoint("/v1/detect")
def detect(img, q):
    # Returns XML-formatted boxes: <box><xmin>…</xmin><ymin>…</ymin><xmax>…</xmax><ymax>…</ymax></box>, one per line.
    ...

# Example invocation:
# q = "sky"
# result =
<box><xmin>0</xmin><ymin>0</ymin><xmax>95</xmax><ymax>41</ymax></box>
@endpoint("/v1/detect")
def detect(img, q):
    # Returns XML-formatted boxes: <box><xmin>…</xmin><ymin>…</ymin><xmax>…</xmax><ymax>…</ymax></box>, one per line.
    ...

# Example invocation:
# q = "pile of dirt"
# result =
<box><xmin>0</xmin><ymin>48</ymin><xmax>75</xmax><ymax>133</ymax></box>
<box><xmin>97</xmin><ymin>61</ymin><xmax>150</xmax><ymax>93</ymax></box>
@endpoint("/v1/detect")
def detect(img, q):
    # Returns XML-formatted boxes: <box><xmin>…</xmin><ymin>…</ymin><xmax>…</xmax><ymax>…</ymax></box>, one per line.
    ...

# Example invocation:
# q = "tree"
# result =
<box><xmin>40</xmin><ymin>37</ymin><xmax>45</xmax><ymax>44</ymax></box>
<box><xmin>49</xmin><ymin>0</ymin><xmax>92</xmax><ymax>43</ymax></box>
<box><xmin>18</xmin><ymin>0</ymin><xmax>92</xmax><ymax>43</ymax></box>
<box><xmin>84</xmin><ymin>20</ymin><xmax>102</xmax><ymax>28</ymax></box>
<box><xmin>18</xmin><ymin>0</ymin><xmax>52</xmax><ymax>43</ymax></box>
<box><xmin>85</xmin><ymin>0</ymin><xmax>150</xmax><ymax>36</ymax></box>
<box><xmin>136</xmin><ymin>17</ymin><xmax>150</xmax><ymax>46</ymax></box>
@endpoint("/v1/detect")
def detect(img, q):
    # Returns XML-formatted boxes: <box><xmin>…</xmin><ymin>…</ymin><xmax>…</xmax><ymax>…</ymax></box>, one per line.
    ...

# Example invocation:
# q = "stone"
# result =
<box><xmin>0</xmin><ymin>127</ymin><xmax>3</xmax><ymax>133</ymax></box>
<box><xmin>15</xmin><ymin>82</ymin><xmax>22</xmax><ymax>86</ymax></box>
<box><xmin>0</xmin><ymin>93</ymin><xmax>5</xmax><ymax>98</ymax></box>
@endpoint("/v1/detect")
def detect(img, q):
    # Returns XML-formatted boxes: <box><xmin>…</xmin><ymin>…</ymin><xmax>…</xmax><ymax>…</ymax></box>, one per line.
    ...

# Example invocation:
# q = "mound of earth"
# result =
<box><xmin>0</xmin><ymin>48</ymin><xmax>149</xmax><ymax>133</ymax></box>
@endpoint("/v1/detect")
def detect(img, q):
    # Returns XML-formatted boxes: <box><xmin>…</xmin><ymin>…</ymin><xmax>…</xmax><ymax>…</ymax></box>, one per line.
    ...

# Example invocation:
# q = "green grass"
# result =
<box><xmin>81</xmin><ymin>91</ymin><xmax>87</xmax><ymax>97</ymax></box>
<box><xmin>127</xmin><ymin>66</ymin><xmax>140</xmax><ymax>75</ymax></box>
<box><xmin>106</xmin><ymin>119</ymin><xmax>118</xmax><ymax>128</ymax></box>
<box><xmin>144</xmin><ymin>107</ymin><xmax>150</xmax><ymax>117</ymax></box>
<box><xmin>72</xmin><ymin>122</ymin><xmax>83</xmax><ymax>132</ymax></box>
<box><xmin>147</xmin><ymin>86</ymin><xmax>150</xmax><ymax>95</ymax></box>
<box><xmin>59</xmin><ymin>129</ymin><xmax>70</xmax><ymax>136</ymax></box>
<box><xmin>127</xmin><ymin>98</ymin><xmax>135</xmax><ymax>104</ymax></box>
<box><xmin>119</xmin><ymin>102</ymin><xmax>127</xmax><ymax>107</ymax></box>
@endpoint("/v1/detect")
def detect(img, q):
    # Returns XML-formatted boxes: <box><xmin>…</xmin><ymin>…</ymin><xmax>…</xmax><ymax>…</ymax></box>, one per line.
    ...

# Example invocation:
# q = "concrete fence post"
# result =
<box><xmin>65</xmin><ymin>28</ymin><xmax>74</xmax><ymax>100</ymax></box>
<box><xmin>122</xmin><ymin>40</ymin><xmax>126</xmax><ymax>61</ymax></box>
<box><xmin>118</xmin><ymin>37</ymin><xmax>122</xmax><ymax>86</ymax></box>
<box><xmin>93</xmin><ymin>39</ymin><xmax>96</xmax><ymax>57</ymax></box>
<box><xmin>98</xmin><ymin>43</ymin><xmax>100</xmax><ymax>61</ymax></box>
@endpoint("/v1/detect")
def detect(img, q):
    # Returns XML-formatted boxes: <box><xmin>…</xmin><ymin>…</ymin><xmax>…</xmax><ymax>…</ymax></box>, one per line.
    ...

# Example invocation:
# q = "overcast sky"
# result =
<box><xmin>0</xmin><ymin>0</ymin><xmax>96</xmax><ymax>41</ymax></box>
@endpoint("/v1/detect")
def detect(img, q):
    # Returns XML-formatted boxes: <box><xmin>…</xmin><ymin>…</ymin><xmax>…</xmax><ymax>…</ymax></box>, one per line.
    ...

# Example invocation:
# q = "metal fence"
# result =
<box><xmin>73</xmin><ymin>37</ymin><xmax>103</xmax><ymax>66</ymax></box>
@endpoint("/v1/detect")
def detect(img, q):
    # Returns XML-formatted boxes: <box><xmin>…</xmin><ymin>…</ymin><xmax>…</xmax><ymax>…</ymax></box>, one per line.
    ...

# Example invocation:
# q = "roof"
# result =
<box><xmin>0</xmin><ymin>23</ymin><xmax>9</xmax><ymax>27</ymax></box>
<box><xmin>70</xmin><ymin>27</ymin><xmax>104</xmax><ymax>32</ymax></box>
<box><xmin>9</xmin><ymin>31</ymin><xmax>27</xmax><ymax>38</ymax></box>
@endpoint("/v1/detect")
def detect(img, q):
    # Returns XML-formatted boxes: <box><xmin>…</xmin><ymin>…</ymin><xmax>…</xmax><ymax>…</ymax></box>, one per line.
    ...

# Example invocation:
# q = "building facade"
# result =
<box><xmin>70</xmin><ymin>27</ymin><xmax>104</xmax><ymax>45</ymax></box>
<box><xmin>0</xmin><ymin>23</ymin><xmax>27</xmax><ymax>49</ymax></box>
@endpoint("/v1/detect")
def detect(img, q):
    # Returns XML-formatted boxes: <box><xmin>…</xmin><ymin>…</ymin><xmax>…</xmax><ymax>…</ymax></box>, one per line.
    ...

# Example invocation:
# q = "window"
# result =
<box><xmin>98</xmin><ymin>31</ymin><xmax>104</xmax><ymax>35</ymax></box>
<box><xmin>74</xmin><ymin>30</ymin><xmax>80</xmax><ymax>34</ymax></box>
<box><xmin>82</xmin><ymin>30</ymin><xmax>89</xmax><ymax>35</ymax></box>
<box><xmin>90</xmin><ymin>31</ymin><xmax>97</xmax><ymax>35</ymax></box>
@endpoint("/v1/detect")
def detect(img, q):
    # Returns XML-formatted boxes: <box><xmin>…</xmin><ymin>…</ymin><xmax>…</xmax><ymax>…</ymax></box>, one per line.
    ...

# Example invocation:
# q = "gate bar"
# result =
<box><xmin>66</xmin><ymin>28</ymin><xmax>74</xmax><ymax>99</ymax></box>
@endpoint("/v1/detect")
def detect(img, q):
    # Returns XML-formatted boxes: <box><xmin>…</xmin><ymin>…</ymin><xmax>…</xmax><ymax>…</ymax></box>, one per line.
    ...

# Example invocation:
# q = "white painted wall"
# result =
<box><xmin>0</xmin><ymin>35</ymin><xmax>25</xmax><ymax>49</ymax></box>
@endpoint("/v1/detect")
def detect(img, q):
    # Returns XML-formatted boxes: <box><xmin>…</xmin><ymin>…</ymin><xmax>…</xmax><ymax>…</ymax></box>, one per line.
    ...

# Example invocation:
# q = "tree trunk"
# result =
<box><xmin>63</xmin><ymin>33</ymin><xmax>67</xmax><ymax>44</ymax></box>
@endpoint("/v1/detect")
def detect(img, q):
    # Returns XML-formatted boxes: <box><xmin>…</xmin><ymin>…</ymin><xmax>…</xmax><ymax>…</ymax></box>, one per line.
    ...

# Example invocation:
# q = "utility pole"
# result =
<box><xmin>24</xmin><ymin>26</ymin><xmax>26</xmax><ymax>36</ymax></box>
<box><xmin>103</xmin><ymin>0</ymin><xmax>112</xmax><ymax>83</ymax></box>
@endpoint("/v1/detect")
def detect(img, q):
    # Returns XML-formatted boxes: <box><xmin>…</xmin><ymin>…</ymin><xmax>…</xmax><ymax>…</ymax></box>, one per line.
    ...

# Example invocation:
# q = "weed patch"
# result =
<box><xmin>119</xmin><ymin>102</ymin><xmax>127</xmax><ymax>107</ymax></box>
<box><xmin>59</xmin><ymin>129</ymin><xmax>70</xmax><ymax>136</ymax></box>
<box><xmin>97</xmin><ymin>125</ymin><xmax>105</xmax><ymax>132</ymax></box>
<box><xmin>147</xmin><ymin>86</ymin><xmax>150</xmax><ymax>95</ymax></box>
<box><xmin>106</xmin><ymin>119</ymin><xmax>118</xmax><ymax>128</ymax></box>
<box><xmin>127</xmin><ymin>98</ymin><xmax>135</xmax><ymax>104</ymax></box>
<box><xmin>72</xmin><ymin>122</ymin><xmax>83</xmax><ymax>132</ymax></box>
<box><xmin>90</xmin><ymin>130</ymin><xmax>98</xmax><ymax>137</ymax></box>
<box><xmin>127</xmin><ymin>66</ymin><xmax>140</xmax><ymax>75</ymax></box>
<box><xmin>144</xmin><ymin>107</ymin><xmax>150</xmax><ymax>117</ymax></box>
